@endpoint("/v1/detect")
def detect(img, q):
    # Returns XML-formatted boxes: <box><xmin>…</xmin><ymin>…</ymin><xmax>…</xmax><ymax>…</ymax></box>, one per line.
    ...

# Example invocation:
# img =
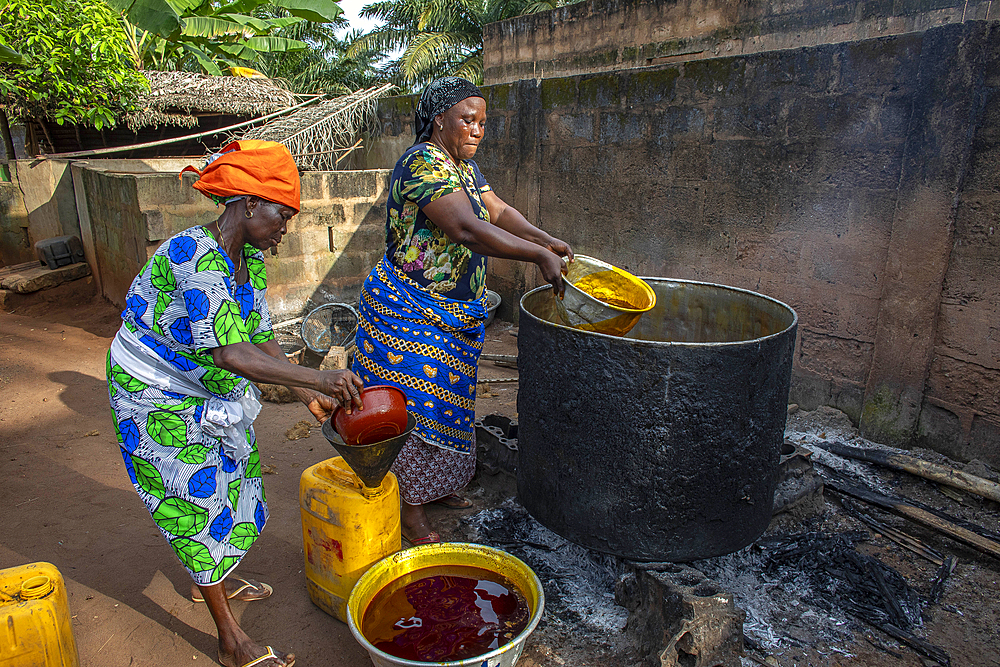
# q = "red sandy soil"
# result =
<box><xmin>0</xmin><ymin>277</ymin><xmax>521</xmax><ymax>667</ymax></box>
<box><xmin>4</xmin><ymin>277</ymin><xmax>999</xmax><ymax>667</ymax></box>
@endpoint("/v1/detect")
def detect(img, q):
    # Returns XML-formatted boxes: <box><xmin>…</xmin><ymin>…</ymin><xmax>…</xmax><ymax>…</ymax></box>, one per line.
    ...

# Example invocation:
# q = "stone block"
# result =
<box><xmin>714</xmin><ymin>97</ymin><xmax>786</xmax><ymax>140</ymax></box>
<box><xmin>969</xmin><ymin>413</ymin><xmax>1000</xmax><ymax>468</ymax></box>
<box><xmin>797</xmin><ymin>329</ymin><xmax>875</xmax><ymax>382</ymax></box>
<box><xmin>579</xmin><ymin>73</ymin><xmax>620</xmax><ymax>108</ymax></box>
<box><xmin>625</xmin><ymin>69</ymin><xmax>681</xmax><ymax>107</ymax></box>
<box><xmin>598</xmin><ymin>112</ymin><xmax>647</xmax><ymax>144</ymax></box>
<box><xmin>539</xmin><ymin>77</ymin><xmax>578</xmax><ymax>110</ymax></box>
<box><xmin>915</xmin><ymin>399</ymin><xmax>966</xmax><ymax>460</ymax></box>
<box><xmin>785</xmin><ymin>94</ymin><xmax>878</xmax><ymax>140</ymax></box>
<box><xmin>615</xmin><ymin>563</ymin><xmax>744</xmax><ymax>667</ymax></box>
<box><xmin>543</xmin><ymin>112</ymin><xmax>595</xmax><ymax>142</ymax></box>
<box><xmin>652</xmin><ymin>107</ymin><xmax>707</xmax><ymax>141</ymax></box>
<box><xmin>0</xmin><ymin>261</ymin><xmax>91</xmax><ymax>293</ymax></box>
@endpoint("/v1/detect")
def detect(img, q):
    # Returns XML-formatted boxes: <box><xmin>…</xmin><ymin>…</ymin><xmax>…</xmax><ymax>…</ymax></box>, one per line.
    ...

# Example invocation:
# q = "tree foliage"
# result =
<box><xmin>349</xmin><ymin>0</ymin><xmax>584</xmax><ymax>90</ymax></box>
<box><xmin>0</xmin><ymin>0</ymin><xmax>148</xmax><ymax>129</ymax></box>
<box><xmin>111</xmin><ymin>0</ymin><xmax>343</xmax><ymax>76</ymax></box>
<box><xmin>252</xmin><ymin>12</ymin><xmax>388</xmax><ymax>95</ymax></box>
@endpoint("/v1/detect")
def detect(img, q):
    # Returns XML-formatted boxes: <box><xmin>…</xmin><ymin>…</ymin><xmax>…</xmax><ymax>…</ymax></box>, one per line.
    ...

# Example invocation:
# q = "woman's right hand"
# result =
<box><xmin>316</xmin><ymin>369</ymin><xmax>365</xmax><ymax>413</ymax></box>
<box><xmin>536</xmin><ymin>249</ymin><xmax>568</xmax><ymax>298</ymax></box>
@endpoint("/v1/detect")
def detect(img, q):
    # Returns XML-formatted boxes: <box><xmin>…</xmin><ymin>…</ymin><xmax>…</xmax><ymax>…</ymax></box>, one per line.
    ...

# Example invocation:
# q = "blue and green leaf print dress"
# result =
<box><xmin>107</xmin><ymin>226</ymin><xmax>274</xmax><ymax>585</ymax></box>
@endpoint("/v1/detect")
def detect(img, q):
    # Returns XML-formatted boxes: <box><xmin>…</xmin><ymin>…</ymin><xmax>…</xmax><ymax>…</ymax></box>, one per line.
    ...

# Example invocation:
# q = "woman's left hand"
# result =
<box><xmin>545</xmin><ymin>236</ymin><xmax>574</xmax><ymax>263</ymax></box>
<box><xmin>304</xmin><ymin>391</ymin><xmax>338</xmax><ymax>423</ymax></box>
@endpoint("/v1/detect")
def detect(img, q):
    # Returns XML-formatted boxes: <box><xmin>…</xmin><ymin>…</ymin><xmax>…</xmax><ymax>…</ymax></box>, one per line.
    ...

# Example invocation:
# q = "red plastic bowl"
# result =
<box><xmin>332</xmin><ymin>385</ymin><xmax>409</xmax><ymax>446</ymax></box>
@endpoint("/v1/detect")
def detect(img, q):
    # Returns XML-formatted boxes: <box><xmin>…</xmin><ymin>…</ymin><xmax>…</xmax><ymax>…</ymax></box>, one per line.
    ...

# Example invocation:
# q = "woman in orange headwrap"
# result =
<box><xmin>107</xmin><ymin>141</ymin><xmax>360</xmax><ymax>667</ymax></box>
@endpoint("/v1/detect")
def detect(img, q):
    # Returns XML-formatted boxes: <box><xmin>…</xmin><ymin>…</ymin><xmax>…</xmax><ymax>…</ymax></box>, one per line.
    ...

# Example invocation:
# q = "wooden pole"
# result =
<box><xmin>36</xmin><ymin>96</ymin><xmax>319</xmax><ymax>160</ymax></box>
<box><xmin>814</xmin><ymin>440</ymin><xmax>1000</xmax><ymax>504</ymax></box>
<box><xmin>824</xmin><ymin>476</ymin><xmax>1000</xmax><ymax>560</ymax></box>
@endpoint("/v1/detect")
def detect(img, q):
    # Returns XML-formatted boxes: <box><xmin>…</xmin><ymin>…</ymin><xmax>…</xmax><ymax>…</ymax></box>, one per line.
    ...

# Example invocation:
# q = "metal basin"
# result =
<box><xmin>554</xmin><ymin>255</ymin><xmax>656</xmax><ymax>337</ymax></box>
<box><xmin>347</xmin><ymin>542</ymin><xmax>544</xmax><ymax>667</ymax></box>
<box><xmin>517</xmin><ymin>278</ymin><xmax>797</xmax><ymax>562</ymax></box>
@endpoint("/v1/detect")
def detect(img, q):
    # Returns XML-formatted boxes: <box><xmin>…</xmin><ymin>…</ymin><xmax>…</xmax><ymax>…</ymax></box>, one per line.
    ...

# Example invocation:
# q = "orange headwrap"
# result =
<box><xmin>181</xmin><ymin>140</ymin><xmax>301</xmax><ymax>212</ymax></box>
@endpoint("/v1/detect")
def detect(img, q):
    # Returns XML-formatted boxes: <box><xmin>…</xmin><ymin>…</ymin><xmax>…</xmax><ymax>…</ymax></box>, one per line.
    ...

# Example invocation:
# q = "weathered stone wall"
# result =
<box><xmin>74</xmin><ymin>162</ymin><xmax>391</xmax><ymax>321</ymax></box>
<box><xmin>0</xmin><ymin>180</ymin><xmax>31</xmax><ymax>266</ymax></box>
<box><xmin>364</xmin><ymin>21</ymin><xmax>1000</xmax><ymax>465</ymax></box>
<box><xmin>484</xmin><ymin>0</ymin><xmax>1000</xmax><ymax>85</ymax></box>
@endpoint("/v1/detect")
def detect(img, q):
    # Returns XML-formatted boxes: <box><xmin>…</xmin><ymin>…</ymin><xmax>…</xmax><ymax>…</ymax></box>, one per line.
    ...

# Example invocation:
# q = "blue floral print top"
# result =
<box><xmin>385</xmin><ymin>142</ymin><xmax>492</xmax><ymax>302</ymax></box>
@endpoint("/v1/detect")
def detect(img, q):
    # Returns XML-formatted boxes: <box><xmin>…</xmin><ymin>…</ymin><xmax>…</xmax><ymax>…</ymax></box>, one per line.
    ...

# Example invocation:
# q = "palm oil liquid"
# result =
<box><xmin>573</xmin><ymin>271</ymin><xmax>639</xmax><ymax>309</ymax></box>
<box><xmin>361</xmin><ymin>564</ymin><xmax>530</xmax><ymax>662</ymax></box>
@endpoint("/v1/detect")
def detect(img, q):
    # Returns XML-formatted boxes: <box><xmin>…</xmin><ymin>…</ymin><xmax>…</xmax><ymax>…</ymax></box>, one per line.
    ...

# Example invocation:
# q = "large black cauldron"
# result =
<box><xmin>517</xmin><ymin>278</ymin><xmax>797</xmax><ymax>562</ymax></box>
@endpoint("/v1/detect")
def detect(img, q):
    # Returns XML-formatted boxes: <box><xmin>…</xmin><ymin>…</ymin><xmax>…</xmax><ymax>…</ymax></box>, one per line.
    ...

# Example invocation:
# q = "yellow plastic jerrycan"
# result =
<box><xmin>300</xmin><ymin>456</ymin><xmax>400</xmax><ymax>622</ymax></box>
<box><xmin>0</xmin><ymin>562</ymin><xmax>80</xmax><ymax>667</ymax></box>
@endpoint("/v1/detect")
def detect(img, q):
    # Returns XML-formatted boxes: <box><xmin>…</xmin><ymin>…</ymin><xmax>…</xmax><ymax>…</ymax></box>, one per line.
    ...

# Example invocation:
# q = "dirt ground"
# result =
<box><xmin>2</xmin><ymin>276</ymin><xmax>999</xmax><ymax>667</ymax></box>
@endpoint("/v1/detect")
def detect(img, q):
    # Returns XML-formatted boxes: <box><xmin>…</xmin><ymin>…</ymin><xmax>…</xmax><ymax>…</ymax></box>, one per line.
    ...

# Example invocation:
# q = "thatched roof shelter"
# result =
<box><xmin>125</xmin><ymin>70</ymin><xmax>298</xmax><ymax>132</ymax></box>
<box><xmin>240</xmin><ymin>83</ymin><xmax>394</xmax><ymax>170</ymax></box>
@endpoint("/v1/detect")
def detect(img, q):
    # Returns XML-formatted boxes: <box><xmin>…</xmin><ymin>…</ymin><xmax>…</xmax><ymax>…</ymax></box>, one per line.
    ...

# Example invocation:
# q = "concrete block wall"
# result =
<box><xmin>484</xmin><ymin>0</ymin><xmax>1000</xmax><ymax>85</ymax></box>
<box><xmin>0</xmin><ymin>180</ymin><xmax>31</xmax><ymax>265</ymax></box>
<box><xmin>73</xmin><ymin>162</ymin><xmax>391</xmax><ymax>321</ymax></box>
<box><xmin>365</xmin><ymin>20</ymin><xmax>1000</xmax><ymax>465</ymax></box>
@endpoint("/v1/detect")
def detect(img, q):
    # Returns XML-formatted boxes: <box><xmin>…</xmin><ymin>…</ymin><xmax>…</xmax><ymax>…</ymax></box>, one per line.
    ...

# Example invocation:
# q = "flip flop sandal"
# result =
<box><xmin>193</xmin><ymin>577</ymin><xmax>273</xmax><ymax>603</ymax></box>
<box><xmin>223</xmin><ymin>646</ymin><xmax>294</xmax><ymax>667</ymax></box>
<box><xmin>402</xmin><ymin>531</ymin><xmax>442</xmax><ymax>548</ymax></box>
<box><xmin>431</xmin><ymin>494</ymin><xmax>473</xmax><ymax>509</ymax></box>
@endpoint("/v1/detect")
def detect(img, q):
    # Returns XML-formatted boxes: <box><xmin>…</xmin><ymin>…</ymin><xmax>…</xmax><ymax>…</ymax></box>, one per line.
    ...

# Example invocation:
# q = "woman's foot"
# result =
<box><xmin>218</xmin><ymin>640</ymin><xmax>294</xmax><ymax>667</ymax></box>
<box><xmin>400</xmin><ymin>501</ymin><xmax>441</xmax><ymax>545</ymax></box>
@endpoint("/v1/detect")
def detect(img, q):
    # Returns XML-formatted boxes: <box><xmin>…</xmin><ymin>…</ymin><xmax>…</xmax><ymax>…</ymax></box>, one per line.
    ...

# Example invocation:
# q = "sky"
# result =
<box><xmin>337</xmin><ymin>0</ymin><xmax>382</xmax><ymax>37</ymax></box>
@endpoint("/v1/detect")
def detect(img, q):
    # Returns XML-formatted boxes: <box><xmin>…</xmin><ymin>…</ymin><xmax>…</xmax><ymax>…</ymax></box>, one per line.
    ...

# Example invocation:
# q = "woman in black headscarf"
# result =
<box><xmin>352</xmin><ymin>77</ymin><xmax>573</xmax><ymax>545</ymax></box>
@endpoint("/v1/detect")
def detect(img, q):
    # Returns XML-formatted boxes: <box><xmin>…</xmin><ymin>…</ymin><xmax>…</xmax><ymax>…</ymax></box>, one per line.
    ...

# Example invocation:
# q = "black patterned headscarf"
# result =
<box><xmin>413</xmin><ymin>77</ymin><xmax>485</xmax><ymax>145</ymax></box>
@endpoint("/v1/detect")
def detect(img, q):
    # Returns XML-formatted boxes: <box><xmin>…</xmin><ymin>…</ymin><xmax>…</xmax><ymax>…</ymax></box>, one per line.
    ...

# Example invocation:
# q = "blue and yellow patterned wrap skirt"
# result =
<box><xmin>352</xmin><ymin>256</ymin><xmax>488</xmax><ymax>454</ymax></box>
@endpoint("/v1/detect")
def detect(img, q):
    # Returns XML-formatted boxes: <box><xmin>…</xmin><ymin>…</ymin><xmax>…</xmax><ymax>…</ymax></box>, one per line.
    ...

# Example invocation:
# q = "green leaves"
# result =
<box><xmin>0</xmin><ymin>42</ymin><xmax>28</xmax><ymax>65</ymax></box>
<box><xmin>132</xmin><ymin>455</ymin><xmax>166</xmax><ymax>499</ymax></box>
<box><xmin>228</xmin><ymin>479</ymin><xmax>241</xmax><ymax>509</ymax></box>
<box><xmin>153</xmin><ymin>497</ymin><xmax>209</xmax><ymax>537</ymax></box>
<box><xmin>105</xmin><ymin>0</ymin><xmax>182</xmax><ymax>38</ymax></box>
<box><xmin>200</xmin><ymin>368</ymin><xmax>241</xmax><ymax>396</ymax></box>
<box><xmin>271</xmin><ymin>0</ymin><xmax>342</xmax><ymax>23</ymax></box>
<box><xmin>1</xmin><ymin>0</ymin><xmax>149</xmax><ymax>128</ymax></box>
<box><xmin>229</xmin><ymin>522</ymin><xmax>259</xmax><ymax>550</ymax></box>
<box><xmin>196</xmin><ymin>250</ymin><xmax>231</xmax><ymax>274</ymax></box>
<box><xmin>177</xmin><ymin>442</ymin><xmax>211</xmax><ymax>464</ymax></box>
<box><xmin>171</xmin><ymin>537</ymin><xmax>216</xmax><ymax>572</ymax></box>
<box><xmin>245</xmin><ymin>448</ymin><xmax>261</xmax><ymax>479</ymax></box>
<box><xmin>213</xmin><ymin>301</ymin><xmax>249</xmax><ymax>346</ymax></box>
<box><xmin>245</xmin><ymin>310</ymin><xmax>262</xmax><ymax>336</ymax></box>
<box><xmin>112</xmin><ymin>364</ymin><xmax>149</xmax><ymax>393</ymax></box>
<box><xmin>212</xmin><ymin>556</ymin><xmax>241</xmax><ymax>582</ymax></box>
<box><xmin>246</xmin><ymin>255</ymin><xmax>266</xmax><ymax>290</ymax></box>
<box><xmin>146</xmin><ymin>410</ymin><xmax>188</xmax><ymax>448</ymax></box>
<box><xmin>150</xmin><ymin>255</ymin><xmax>176</xmax><ymax>292</ymax></box>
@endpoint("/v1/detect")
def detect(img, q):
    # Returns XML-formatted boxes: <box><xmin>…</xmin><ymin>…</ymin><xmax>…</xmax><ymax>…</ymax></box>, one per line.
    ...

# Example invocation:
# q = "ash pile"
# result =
<box><xmin>466</xmin><ymin>407</ymin><xmax>1000</xmax><ymax>667</ymax></box>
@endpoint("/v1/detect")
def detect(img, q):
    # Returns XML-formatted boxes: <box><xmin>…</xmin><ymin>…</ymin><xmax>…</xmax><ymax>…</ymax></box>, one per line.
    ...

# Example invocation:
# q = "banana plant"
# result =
<box><xmin>108</xmin><ymin>0</ymin><xmax>343</xmax><ymax>75</ymax></box>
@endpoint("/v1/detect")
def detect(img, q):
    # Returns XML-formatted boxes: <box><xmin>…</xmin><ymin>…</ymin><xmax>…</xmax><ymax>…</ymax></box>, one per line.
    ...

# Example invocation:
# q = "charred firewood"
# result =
<box><xmin>820</xmin><ymin>469</ymin><xmax>1000</xmax><ymax>560</ymax></box>
<box><xmin>876</xmin><ymin>622</ymin><xmax>951</xmax><ymax>666</ymax></box>
<box><xmin>928</xmin><ymin>556</ymin><xmax>957</xmax><ymax>605</ymax></box>
<box><xmin>812</xmin><ymin>440</ymin><xmax>1000</xmax><ymax>504</ymax></box>
<box><xmin>837</xmin><ymin>496</ymin><xmax>946</xmax><ymax>565</ymax></box>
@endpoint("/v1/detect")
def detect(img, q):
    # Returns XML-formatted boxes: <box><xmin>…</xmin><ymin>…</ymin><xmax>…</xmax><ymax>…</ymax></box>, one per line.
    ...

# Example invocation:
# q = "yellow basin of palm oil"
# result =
<box><xmin>300</xmin><ymin>456</ymin><xmax>401</xmax><ymax>623</ymax></box>
<box><xmin>347</xmin><ymin>542</ymin><xmax>544</xmax><ymax>667</ymax></box>
<box><xmin>0</xmin><ymin>562</ymin><xmax>80</xmax><ymax>667</ymax></box>
<box><xmin>555</xmin><ymin>255</ymin><xmax>656</xmax><ymax>337</ymax></box>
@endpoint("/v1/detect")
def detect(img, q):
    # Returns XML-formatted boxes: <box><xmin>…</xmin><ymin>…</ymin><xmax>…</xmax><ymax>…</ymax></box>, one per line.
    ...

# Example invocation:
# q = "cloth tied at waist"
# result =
<box><xmin>110</xmin><ymin>325</ymin><xmax>261</xmax><ymax>462</ymax></box>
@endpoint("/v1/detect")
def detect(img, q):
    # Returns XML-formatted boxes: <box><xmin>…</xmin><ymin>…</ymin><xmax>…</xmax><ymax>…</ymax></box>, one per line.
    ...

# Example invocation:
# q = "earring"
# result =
<box><xmin>245</xmin><ymin>210</ymin><xmax>253</xmax><ymax>219</ymax></box>
<box><xmin>438</xmin><ymin>123</ymin><xmax>443</xmax><ymax>130</ymax></box>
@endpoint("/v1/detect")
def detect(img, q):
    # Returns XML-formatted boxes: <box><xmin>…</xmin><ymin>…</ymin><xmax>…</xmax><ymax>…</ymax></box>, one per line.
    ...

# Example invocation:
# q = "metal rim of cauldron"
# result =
<box><xmin>522</xmin><ymin>277</ymin><xmax>798</xmax><ymax>346</ymax></box>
